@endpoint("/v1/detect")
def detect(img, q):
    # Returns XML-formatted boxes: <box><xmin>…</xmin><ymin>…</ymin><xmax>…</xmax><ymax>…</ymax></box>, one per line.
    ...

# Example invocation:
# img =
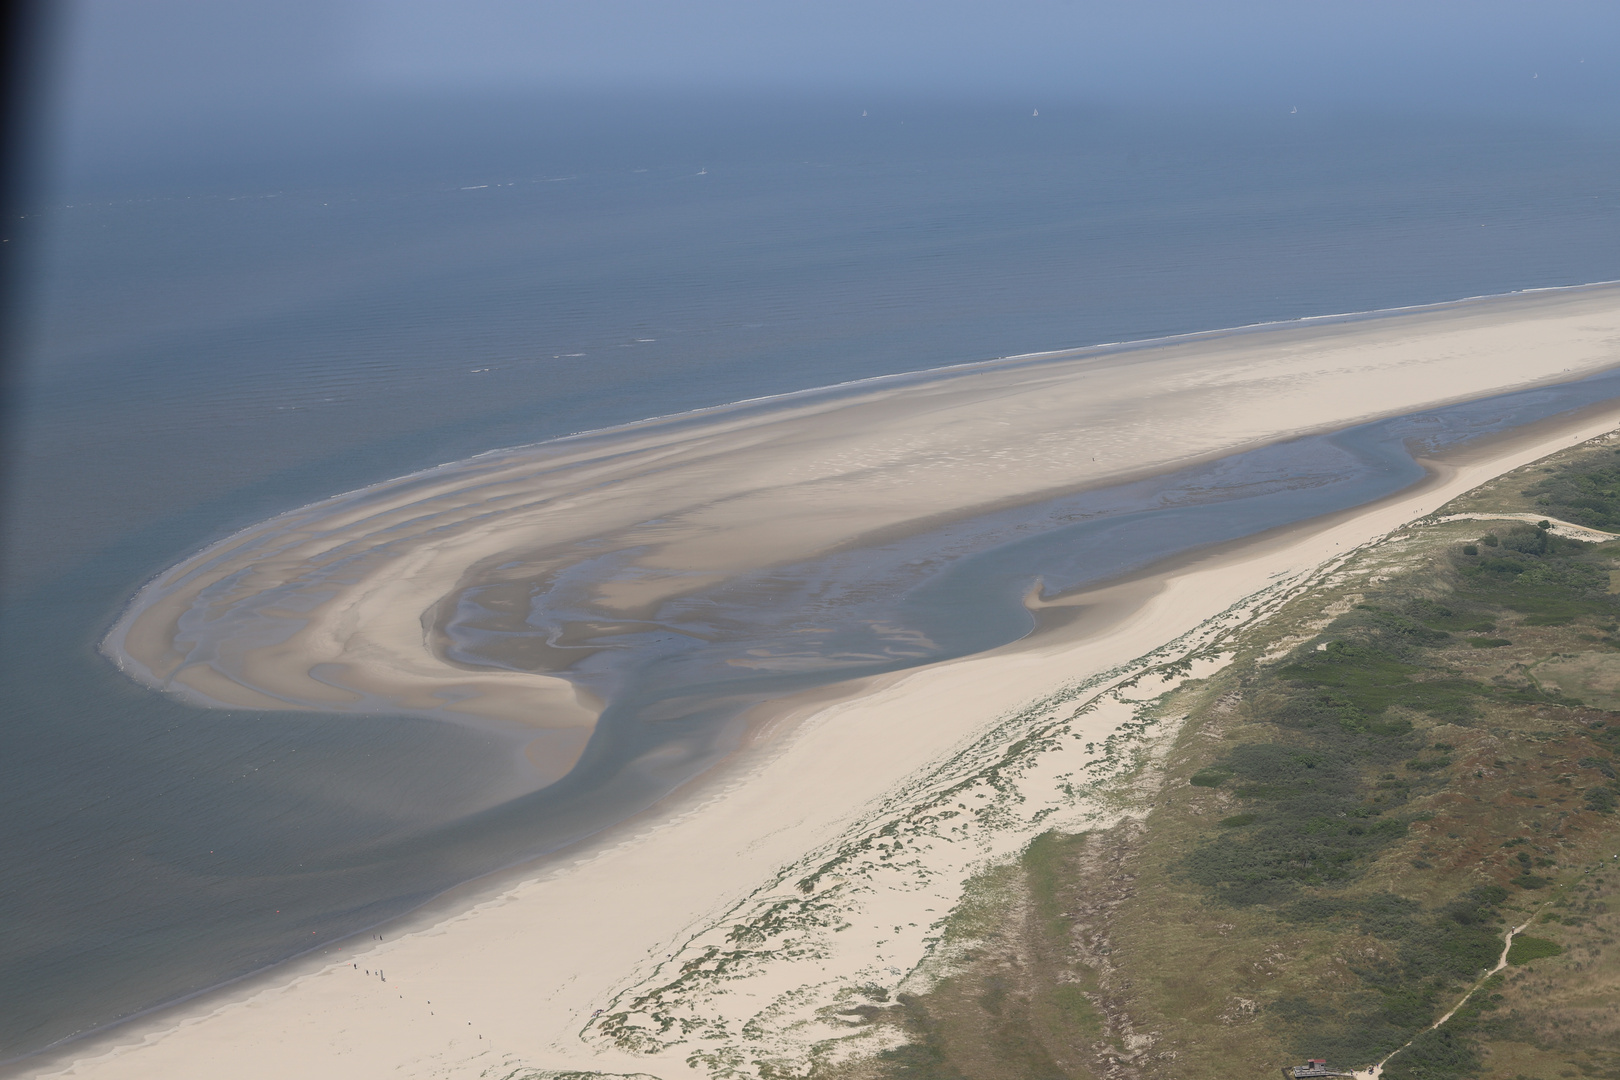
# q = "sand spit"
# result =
<box><xmin>101</xmin><ymin>284</ymin><xmax>1620</xmax><ymax>787</ymax></box>
<box><xmin>35</xmin><ymin>285</ymin><xmax>1620</xmax><ymax>1079</ymax></box>
<box><xmin>39</xmin><ymin>391</ymin><xmax>1620</xmax><ymax>1080</ymax></box>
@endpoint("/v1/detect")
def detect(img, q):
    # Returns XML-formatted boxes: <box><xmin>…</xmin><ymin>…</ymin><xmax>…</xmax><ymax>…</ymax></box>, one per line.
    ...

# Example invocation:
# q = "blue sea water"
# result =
<box><xmin>3</xmin><ymin>95</ymin><xmax>1620</xmax><ymax>1059</ymax></box>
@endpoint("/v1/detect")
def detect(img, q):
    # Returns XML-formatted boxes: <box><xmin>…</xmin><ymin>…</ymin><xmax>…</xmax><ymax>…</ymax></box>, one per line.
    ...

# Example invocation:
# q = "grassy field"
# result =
<box><xmin>845</xmin><ymin>434</ymin><xmax>1620</xmax><ymax>1080</ymax></box>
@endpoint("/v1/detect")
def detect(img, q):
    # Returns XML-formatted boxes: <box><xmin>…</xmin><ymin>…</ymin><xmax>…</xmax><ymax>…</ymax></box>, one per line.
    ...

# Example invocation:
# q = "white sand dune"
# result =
<box><xmin>47</xmin><ymin>284</ymin><xmax>1620</xmax><ymax>1079</ymax></box>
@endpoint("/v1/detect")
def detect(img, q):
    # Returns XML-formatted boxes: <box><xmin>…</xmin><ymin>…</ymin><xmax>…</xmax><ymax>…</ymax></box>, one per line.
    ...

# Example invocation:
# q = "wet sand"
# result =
<box><xmin>102</xmin><ymin>283</ymin><xmax>1620</xmax><ymax>787</ymax></box>
<box><xmin>36</xmin><ymin>390</ymin><xmax>1620</xmax><ymax>1080</ymax></box>
<box><xmin>47</xmin><ymin>283</ymin><xmax>1620</xmax><ymax>1078</ymax></box>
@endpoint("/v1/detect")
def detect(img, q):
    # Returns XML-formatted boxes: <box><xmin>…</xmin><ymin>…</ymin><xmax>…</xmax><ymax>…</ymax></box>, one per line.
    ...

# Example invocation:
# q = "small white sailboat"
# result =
<box><xmin>1032</xmin><ymin>108</ymin><xmax>1039</xmax><ymax>117</ymax></box>
<box><xmin>861</xmin><ymin>110</ymin><xmax>868</xmax><ymax>117</ymax></box>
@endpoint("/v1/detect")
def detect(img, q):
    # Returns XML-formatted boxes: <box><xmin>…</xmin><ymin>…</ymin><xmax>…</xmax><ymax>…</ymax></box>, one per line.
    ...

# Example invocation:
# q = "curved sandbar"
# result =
<box><xmin>102</xmin><ymin>284</ymin><xmax>1620</xmax><ymax>784</ymax></box>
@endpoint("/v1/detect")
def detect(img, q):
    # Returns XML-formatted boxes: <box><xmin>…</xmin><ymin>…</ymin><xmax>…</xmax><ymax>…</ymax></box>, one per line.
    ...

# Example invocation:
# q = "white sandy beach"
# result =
<box><xmin>43</xmin><ymin>284</ymin><xmax>1620</xmax><ymax>1079</ymax></box>
<box><xmin>102</xmin><ymin>284</ymin><xmax>1620</xmax><ymax>783</ymax></box>
<box><xmin>40</xmin><ymin>403</ymin><xmax>1620</xmax><ymax>1080</ymax></box>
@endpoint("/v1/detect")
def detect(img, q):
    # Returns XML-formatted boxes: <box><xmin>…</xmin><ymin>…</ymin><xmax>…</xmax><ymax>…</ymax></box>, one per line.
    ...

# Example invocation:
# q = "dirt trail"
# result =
<box><xmin>1351</xmin><ymin>909</ymin><xmax>1543</xmax><ymax>1080</ymax></box>
<box><xmin>1431</xmin><ymin>512</ymin><xmax>1619</xmax><ymax>543</ymax></box>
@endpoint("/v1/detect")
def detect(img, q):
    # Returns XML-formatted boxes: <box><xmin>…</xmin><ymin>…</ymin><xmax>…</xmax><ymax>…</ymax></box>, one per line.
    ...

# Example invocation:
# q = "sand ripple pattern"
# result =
<box><xmin>101</xmin><ymin>285</ymin><xmax>1620</xmax><ymax>785</ymax></box>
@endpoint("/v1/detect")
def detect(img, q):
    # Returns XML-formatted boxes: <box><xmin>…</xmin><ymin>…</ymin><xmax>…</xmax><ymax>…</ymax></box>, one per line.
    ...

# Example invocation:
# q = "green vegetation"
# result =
<box><xmin>859</xmin><ymin>436</ymin><xmax>1620</xmax><ymax>1080</ymax></box>
<box><xmin>1522</xmin><ymin>447</ymin><xmax>1620</xmax><ymax>530</ymax></box>
<box><xmin>858</xmin><ymin>833</ymin><xmax>1110</xmax><ymax>1080</ymax></box>
<box><xmin>1156</xmin><ymin>515</ymin><xmax>1620</xmax><ymax>1071</ymax></box>
<box><xmin>1263</xmin><ymin>886</ymin><xmax>1517</xmax><ymax>1066</ymax></box>
<box><xmin>1175</xmin><ymin>526</ymin><xmax>1609</xmax><ymax>917</ymax></box>
<box><xmin>1585</xmin><ymin>785</ymin><xmax>1618</xmax><ymax>813</ymax></box>
<box><xmin>1379</xmin><ymin>973</ymin><xmax>1507</xmax><ymax>1080</ymax></box>
<box><xmin>1505</xmin><ymin>935</ymin><xmax>1564</xmax><ymax>965</ymax></box>
<box><xmin>1450</xmin><ymin>525</ymin><xmax>1612</xmax><ymax>626</ymax></box>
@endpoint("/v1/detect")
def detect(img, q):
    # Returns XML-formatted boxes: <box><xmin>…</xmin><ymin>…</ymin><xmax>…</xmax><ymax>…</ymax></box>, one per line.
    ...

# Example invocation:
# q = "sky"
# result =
<box><xmin>350</xmin><ymin>1</ymin><xmax>1618</xmax><ymax>105</ymax></box>
<box><xmin>24</xmin><ymin>1</ymin><xmax>1620</xmax><ymax>190</ymax></box>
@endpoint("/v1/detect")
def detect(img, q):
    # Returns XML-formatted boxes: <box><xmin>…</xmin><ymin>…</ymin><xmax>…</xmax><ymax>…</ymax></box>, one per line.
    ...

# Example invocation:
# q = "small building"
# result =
<box><xmin>1283</xmin><ymin>1060</ymin><xmax>1354</xmax><ymax>1080</ymax></box>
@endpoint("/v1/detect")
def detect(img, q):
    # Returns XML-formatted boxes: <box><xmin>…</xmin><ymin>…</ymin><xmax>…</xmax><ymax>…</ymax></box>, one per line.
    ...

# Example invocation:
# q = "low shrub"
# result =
<box><xmin>1505</xmin><ymin>934</ymin><xmax>1563</xmax><ymax>965</ymax></box>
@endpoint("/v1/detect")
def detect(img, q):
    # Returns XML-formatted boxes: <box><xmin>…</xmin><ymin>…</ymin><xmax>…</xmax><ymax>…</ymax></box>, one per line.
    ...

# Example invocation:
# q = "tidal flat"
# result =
<box><xmin>16</xmin><ymin>83</ymin><xmax>1620</xmax><ymax>1074</ymax></box>
<box><xmin>37</xmin><ymin>289</ymin><xmax>1620</xmax><ymax>1080</ymax></box>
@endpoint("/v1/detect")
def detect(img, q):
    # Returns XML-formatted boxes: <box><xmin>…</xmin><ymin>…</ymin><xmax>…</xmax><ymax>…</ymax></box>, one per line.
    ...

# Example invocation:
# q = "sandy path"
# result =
<box><xmin>1432</xmin><ymin>512</ymin><xmax>1620</xmax><ymax>542</ymax></box>
<box><xmin>1353</xmin><ymin>911</ymin><xmax>1548</xmax><ymax>1080</ymax></box>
